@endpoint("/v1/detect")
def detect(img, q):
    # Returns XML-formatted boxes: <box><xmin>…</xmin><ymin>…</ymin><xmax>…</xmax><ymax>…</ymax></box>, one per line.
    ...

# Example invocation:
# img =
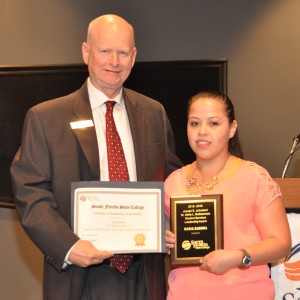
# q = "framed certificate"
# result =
<box><xmin>170</xmin><ymin>194</ymin><xmax>223</xmax><ymax>267</ymax></box>
<box><xmin>71</xmin><ymin>181</ymin><xmax>166</xmax><ymax>253</ymax></box>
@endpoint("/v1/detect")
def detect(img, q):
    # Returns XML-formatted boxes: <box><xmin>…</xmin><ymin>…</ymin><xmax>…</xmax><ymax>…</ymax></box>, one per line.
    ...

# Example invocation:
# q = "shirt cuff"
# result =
<box><xmin>62</xmin><ymin>243</ymin><xmax>76</xmax><ymax>270</ymax></box>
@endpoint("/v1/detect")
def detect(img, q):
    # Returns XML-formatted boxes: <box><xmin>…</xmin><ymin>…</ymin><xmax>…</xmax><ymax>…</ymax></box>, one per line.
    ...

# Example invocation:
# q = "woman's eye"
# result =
<box><xmin>190</xmin><ymin>121</ymin><xmax>198</xmax><ymax>126</ymax></box>
<box><xmin>210</xmin><ymin>121</ymin><xmax>219</xmax><ymax>126</ymax></box>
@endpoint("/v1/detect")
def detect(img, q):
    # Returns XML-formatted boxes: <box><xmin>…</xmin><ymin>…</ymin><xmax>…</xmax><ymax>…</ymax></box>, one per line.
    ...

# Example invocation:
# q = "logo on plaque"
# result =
<box><xmin>182</xmin><ymin>240</ymin><xmax>192</xmax><ymax>250</ymax></box>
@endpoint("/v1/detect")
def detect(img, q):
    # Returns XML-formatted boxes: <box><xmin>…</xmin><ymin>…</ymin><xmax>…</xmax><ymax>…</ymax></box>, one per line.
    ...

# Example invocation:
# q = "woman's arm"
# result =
<box><xmin>199</xmin><ymin>197</ymin><xmax>291</xmax><ymax>274</ymax></box>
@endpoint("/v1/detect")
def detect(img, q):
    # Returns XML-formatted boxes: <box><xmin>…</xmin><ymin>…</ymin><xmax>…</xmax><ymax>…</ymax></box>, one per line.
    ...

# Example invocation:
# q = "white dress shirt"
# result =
<box><xmin>87</xmin><ymin>78</ymin><xmax>137</xmax><ymax>181</ymax></box>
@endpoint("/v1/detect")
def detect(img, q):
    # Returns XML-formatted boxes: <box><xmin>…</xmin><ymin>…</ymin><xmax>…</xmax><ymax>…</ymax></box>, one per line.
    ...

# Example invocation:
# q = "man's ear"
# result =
<box><xmin>82</xmin><ymin>42</ymin><xmax>89</xmax><ymax>65</ymax></box>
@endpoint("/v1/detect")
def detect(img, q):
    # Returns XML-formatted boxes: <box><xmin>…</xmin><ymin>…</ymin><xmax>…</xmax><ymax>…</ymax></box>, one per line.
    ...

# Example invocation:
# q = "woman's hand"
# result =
<box><xmin>199</xmin><ymin>249</ymin><xmax>242</xmax><ymax>275</ymax></box>
<box><xmin>165</xmin><ymin>230</ymin><xmax>176</xmax><ymax>254</ymax></box>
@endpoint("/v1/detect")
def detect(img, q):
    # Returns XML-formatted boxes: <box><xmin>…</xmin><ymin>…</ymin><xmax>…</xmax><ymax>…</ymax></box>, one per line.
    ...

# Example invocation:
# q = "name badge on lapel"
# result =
<box><xmin>70</xmin><ymin>120</ymin><xmax>94</xmax><ymax>129</ymax></box>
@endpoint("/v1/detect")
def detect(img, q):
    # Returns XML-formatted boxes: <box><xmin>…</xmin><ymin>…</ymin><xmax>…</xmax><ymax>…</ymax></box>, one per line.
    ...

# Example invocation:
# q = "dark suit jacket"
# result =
<box><xmin>10</xmin><ymin>82</ymin><xmax>182</xmax><ymax>300</ymax></box>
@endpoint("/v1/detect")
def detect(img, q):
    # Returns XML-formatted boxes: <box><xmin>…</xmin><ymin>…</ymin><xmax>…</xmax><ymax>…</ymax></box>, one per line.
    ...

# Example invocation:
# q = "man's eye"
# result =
<box><xmin>100</xmin><ymin>49</ymin><xmax>110</xmax><ymax>54</ymax></box>
<box><xmin>118</xmin><ymin>51</ymin><xmax>129</xmax><ymax>57</ymax></box>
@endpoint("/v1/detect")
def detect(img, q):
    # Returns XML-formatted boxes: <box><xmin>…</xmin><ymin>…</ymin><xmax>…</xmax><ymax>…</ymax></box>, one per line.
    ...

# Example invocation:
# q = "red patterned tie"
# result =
<box><xmin>105</xmin><ymin>101</ymin><xmax>134</xmax><ymax>273</ymax></box>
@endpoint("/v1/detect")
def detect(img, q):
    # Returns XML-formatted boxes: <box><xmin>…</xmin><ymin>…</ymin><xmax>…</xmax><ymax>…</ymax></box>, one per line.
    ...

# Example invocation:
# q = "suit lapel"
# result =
<box><xmin>71</xmin><ymin>85</ymin><xmax>147</xmax><ymax>181</ymax></box>
<box><xmin>123</xmin><ymin>89</ymin><xmax>146</xmax><ymax>180</ymax></box>
<box><xmin>72</xmin><ymin>83</ymin><xmax>100</xmax><ymax>180</ymax></box>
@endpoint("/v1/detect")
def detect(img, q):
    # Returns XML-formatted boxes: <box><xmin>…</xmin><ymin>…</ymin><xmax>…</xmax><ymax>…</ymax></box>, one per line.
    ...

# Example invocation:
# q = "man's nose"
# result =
<box><xmin>109</xmin><ymin>52</ymin><xmax>119</xmax><ymax>65</ymax></box>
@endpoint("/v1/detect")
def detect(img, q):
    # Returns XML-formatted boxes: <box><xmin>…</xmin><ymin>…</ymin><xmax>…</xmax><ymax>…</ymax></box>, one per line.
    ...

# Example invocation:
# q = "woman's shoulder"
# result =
<box><xmin>241</xmin><ymin>160</ymin><xmax>271</xmax><ymax>177</ymax></box>
<box><xmin>239</xmin><ymin>160</ymin><xmax>282</xmax><ymax>205</ymax></box>
<box><xmin>166</xmin><ymin>164</ymin><xmax>190</xmax><ymax>182</ymax></box>
<box><xmin>240</xmin><ymin>160</ymin><xmax>280</xmax><ymax>190</ymax></box>
<box><xmin>165</xmin><ymin>164</ymin><xmax>193</xmax><ymax>197</ymax></box>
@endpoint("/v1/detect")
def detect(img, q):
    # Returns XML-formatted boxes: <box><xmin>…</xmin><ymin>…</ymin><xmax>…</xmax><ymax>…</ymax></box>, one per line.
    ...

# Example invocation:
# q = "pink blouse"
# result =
<box><xmin>165</xmin><ymin>160</ymin><xmax>281</xmax><ymax>300</ymax></box>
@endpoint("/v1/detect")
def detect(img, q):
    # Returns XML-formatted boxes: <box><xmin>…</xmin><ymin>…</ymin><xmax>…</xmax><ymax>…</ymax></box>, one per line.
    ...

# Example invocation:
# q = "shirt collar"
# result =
<box><xmin>87</xmin><ymin>78</ymin><xmax>124</xmax><ymax>109</ymax></box>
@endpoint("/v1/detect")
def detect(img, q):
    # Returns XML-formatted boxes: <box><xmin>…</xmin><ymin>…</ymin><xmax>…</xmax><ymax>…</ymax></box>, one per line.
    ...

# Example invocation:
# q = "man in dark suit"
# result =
<box><xmin>10</xmin><ymin>14</ymin><xmax>182</xmax><ymax>300</ymax></box>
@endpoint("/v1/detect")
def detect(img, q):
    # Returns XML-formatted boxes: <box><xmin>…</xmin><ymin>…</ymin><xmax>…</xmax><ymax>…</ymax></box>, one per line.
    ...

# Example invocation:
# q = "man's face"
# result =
<box><xmin>82</xmin><ymin>23</ymin><xmax>137</xmax><ymax>98</ymax></box>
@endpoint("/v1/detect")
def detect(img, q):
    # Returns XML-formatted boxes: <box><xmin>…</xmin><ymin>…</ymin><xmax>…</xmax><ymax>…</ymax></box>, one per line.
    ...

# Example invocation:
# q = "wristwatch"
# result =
<box><xmin>239</xmin><ymin>248</ymin><xmax>252</xmax><ymax>269</ymax></box>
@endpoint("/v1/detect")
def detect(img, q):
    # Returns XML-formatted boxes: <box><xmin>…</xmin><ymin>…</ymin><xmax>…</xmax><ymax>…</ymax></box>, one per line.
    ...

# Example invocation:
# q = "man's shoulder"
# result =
<box><xmin>31</xmin><ymin>84</ymin><xmax>87</xmax><ymax>112</ymax></box>
<box><xmin>123</xmin><ymin>87</ymin><xmax>162</xmax><ymax>108</ymax></box>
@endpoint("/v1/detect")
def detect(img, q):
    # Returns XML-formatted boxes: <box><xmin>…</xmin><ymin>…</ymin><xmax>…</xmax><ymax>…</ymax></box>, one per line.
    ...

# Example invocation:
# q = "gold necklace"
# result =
<box><xmin>186</xmin><ymin>167</ymin><xmax>218</xmax><ymax>194</ymax></box>
<box><xmin>186</xmin><ymin>156</ymin><xmax>231</xmax><ymax>195</ymax></box>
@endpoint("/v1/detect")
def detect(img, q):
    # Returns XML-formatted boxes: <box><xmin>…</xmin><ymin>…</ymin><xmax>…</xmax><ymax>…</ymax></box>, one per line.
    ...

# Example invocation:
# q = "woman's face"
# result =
<box><xmin>187</xmin><ymin>98</ymin><xmax>237</xmax><ymax>162</ymax></box>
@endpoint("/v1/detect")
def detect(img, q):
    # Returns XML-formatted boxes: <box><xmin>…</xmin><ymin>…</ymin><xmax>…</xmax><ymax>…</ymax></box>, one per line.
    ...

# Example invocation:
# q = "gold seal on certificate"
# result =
<box><xmin>71</xmin><ymin>181</ymin><xmax>166</xmax><ymax>253</ymax></box>
<box><xmin>170</xmin><ymin>194</ymin><xmax>223</xmax><ymax>267</ymax></box>
<box><xmin>134</xmin><ymin>233</ymin><xmax>146</xmax><ymax>247</ymax></box>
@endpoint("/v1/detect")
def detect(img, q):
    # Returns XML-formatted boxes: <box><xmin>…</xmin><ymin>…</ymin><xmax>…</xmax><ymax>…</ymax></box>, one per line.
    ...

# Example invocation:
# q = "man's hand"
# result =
<box><xmin>68</xmin><ymin>240</ymin><xmax>114</xmax><ymax>268</ymax></box>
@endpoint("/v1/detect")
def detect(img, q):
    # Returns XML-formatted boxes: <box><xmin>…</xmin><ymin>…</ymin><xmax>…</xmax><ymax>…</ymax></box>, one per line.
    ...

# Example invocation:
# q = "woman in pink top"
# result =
<box><xmin>165</xmin><ymin>91</ymin><xmax>291</xmax><ymax>300</ymax></box>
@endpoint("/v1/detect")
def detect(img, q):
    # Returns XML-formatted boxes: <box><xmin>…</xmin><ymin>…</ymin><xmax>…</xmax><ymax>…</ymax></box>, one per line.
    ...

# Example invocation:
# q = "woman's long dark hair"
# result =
<box><xmin>187</xmin><ymin>91</ymin><xmax>244</xmax><ymax>159</ymax></box>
